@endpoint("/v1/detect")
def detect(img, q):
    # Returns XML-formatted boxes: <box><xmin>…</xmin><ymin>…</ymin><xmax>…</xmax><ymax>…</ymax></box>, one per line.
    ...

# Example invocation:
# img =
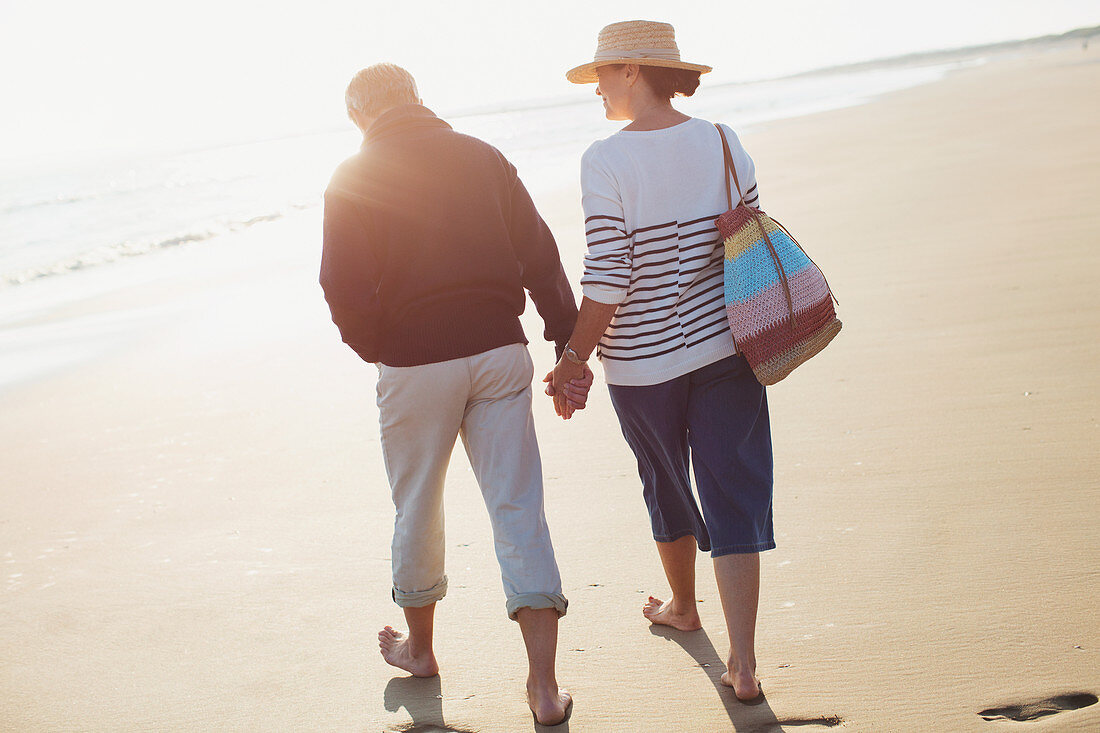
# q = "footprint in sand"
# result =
<box><xmin>978</xmin><ymin>692</ymin><xmax>1097</xmax><ymax>722</ymax></box>
<box><xmin>754</xmin><ymin>716</ymin><xmax>843</xmax><ymax>732</ymax></box>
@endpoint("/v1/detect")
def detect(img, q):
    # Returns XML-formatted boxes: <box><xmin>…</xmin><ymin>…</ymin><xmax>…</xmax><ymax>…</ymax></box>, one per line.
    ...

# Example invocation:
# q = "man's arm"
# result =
<box><xmin>319</xmin><ymin>189</ymin><xmax>383</xmax><ymax>363</ymax></box>
<box><xmin>503</xmin><ymin>164</ymin><xmax>578</xmax><ymax>359</ymax></box>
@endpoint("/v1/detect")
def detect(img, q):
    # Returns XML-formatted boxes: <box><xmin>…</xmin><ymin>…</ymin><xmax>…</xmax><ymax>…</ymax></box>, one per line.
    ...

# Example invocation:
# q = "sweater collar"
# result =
<box><xmin>363</xmin><ymin>104</ymin><xmax>451</xmax><ymax>147</ymax></box>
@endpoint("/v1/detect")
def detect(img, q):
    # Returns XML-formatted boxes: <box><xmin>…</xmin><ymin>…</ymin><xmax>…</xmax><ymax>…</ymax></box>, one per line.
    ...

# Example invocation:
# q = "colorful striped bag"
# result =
<box><xmin>715</xmin><ymin>125</ymin><xmax>841</xmax><ymax>385</ymax></box>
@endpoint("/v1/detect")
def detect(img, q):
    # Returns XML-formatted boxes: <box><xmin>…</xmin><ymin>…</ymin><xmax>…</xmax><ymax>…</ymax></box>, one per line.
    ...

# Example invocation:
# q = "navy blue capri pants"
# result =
<box><xmin>607</xmin><ymin>354</ymin><xmax>775</xmax><ymax>556</ymax></box>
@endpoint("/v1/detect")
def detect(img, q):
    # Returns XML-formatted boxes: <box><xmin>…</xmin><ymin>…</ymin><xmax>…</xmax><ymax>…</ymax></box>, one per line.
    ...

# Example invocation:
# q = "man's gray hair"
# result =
<box><xmin>345</xmin><ymin>63</ymin><xmax>420</xmax><ymax>119</ymax></box>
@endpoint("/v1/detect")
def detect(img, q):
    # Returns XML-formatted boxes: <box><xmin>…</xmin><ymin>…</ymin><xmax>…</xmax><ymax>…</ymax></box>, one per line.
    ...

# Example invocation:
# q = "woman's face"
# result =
<box><xmin>595</xmin><ymin>65</ymin><xmax>633</xmax><ymax>121</ymax></box>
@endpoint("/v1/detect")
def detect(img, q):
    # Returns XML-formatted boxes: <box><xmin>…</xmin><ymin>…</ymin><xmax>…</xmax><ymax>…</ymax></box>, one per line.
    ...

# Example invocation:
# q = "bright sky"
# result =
<box><xmin>1</xmin><ymin>0</ymin><xmax>1096</xmax><ymax>164</ymax></box>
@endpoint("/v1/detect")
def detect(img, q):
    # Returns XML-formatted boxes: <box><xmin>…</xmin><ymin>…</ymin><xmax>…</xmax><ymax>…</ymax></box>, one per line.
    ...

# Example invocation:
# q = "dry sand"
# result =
<box><xmin>2</xmin><ymin>42</ymin><xmax>1098</xmax><ymax>731</ymax></box>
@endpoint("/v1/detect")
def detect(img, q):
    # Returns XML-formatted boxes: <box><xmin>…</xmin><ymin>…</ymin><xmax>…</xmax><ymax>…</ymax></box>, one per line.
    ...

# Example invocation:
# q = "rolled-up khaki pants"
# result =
<box><xmin>375</xmin><ymin>343</ymin><xmax>567</xmax><ymax>620</ymax></box>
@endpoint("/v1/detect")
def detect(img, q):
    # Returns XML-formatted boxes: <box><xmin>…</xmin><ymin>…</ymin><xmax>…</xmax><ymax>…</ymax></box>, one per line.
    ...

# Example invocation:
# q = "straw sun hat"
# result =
<box><xmin>566</xmin><ymin>20</ymin><xmax>712</xmax><ymax>84</ymax></box>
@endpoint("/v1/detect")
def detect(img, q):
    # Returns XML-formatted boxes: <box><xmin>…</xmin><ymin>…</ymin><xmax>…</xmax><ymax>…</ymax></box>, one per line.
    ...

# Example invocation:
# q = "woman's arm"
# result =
<box><xmin>550</xmin><ymin>297</ymin><xmax>619</xmax><ymax>418</ymax></box>
<box><xmin>547</xmin><ymin>144</ymin><xmax>628</xmax><ymax>419</ymax></box>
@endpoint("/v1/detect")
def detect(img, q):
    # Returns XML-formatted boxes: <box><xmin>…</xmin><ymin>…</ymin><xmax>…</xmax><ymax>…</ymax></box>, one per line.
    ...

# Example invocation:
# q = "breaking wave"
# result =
<box><xmin>0</xmin><ymin>206</ymin><xmax>310</xmax><ymax>288</ymax></box>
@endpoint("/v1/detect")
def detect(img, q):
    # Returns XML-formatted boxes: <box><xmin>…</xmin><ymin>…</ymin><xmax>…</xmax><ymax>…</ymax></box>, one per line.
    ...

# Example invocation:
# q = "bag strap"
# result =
<box><xmin>717</xmin><ymin>123</ymin><xmax>744</xmax><ymax>210</ymax></box>
<box><xmin>715</xmin><ymin>123</ymin><xmax>839</xmax><ymax>310</ymax></box>
<box><xmin>717</xmin><ymin>124</ymin><xmax>796</xmax><ymax>323</ymax></box>
<box><xmin>770</xmin><ymin>215</ymin><xmax>839</xmax><ymax>306</ymax></box>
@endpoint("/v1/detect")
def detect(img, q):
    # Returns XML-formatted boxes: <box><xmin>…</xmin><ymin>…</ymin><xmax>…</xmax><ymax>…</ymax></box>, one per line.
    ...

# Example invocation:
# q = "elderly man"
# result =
<box><xmin>320</xmin><ymin>63</ymin><xmax>587</xmax><ymax>725</ymax></box>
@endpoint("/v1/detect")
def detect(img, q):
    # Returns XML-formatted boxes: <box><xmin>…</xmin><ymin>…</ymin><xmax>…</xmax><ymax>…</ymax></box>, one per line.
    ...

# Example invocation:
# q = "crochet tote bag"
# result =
<box><xmin>715</xmin><ymin>125</ymin><xmax>841</xmax><ymax>385</ymax></box>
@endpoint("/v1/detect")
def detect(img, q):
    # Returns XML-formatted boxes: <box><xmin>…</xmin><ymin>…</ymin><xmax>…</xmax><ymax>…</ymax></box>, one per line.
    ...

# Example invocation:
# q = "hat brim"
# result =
<box><xmin>566</xmin><ymin>58</ymin><xmax>712</xmax><ymax>84</ymax></box>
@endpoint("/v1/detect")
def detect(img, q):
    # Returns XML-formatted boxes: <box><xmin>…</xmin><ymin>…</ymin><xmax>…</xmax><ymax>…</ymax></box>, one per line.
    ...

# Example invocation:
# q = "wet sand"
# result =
<box><xmin>1</xmin><ymin>42</ymin><xmax>1098</xmax><ymax>731</ymax></box>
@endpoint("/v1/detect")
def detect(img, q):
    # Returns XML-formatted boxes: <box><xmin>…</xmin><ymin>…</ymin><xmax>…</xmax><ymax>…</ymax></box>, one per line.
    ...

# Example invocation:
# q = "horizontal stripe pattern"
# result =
<box><xmin>721</xmin><ymin>212</ymin><xmax>783</xmax><ymax>260</ymax></box>
<box><xmin>579</xmin><ymin>118</ymin><xmax>760</xmax><ymax>384</ymax></box>
<box><xmin>720</xmin><ymin>206</ymin><xmax>841</xmax><ymax>383</ymax></box>
<box><xmin>736</xmin><ymin>303</ymin><xmax>841</xmax><ymax>384</ymax></box>
<box><xmin>589</xmin><ymin>216</ymin><xmax>734</xmax><ymax>363</ymax></box>
<box><xmin>722</xmin><ymin>229</ymin><xmax>813</xmax><ymax>303</ymax></box>
<box><xmin>580</xmin><ymin>214</ymin><xmax>631</xmax><ymax>291</ymax></box>
<box><xmin>753</xmin><ymin>317</ymin><xmax>842</xmax><ymax>385</ymax></box>
<box><xmin>724</xmin><ymin>263</ymin><xmax>832</xmax><ymax>338</ymax></box>
<box><xmin>729</xmin><ymin>296</ymin><xmax>837</xmax><ymax>363</ymax></box>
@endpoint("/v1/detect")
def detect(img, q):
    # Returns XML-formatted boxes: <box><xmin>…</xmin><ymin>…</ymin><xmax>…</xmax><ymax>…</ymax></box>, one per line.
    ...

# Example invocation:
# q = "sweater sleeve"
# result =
<box><xmin>319</xmin><ymin>187</ymin><xmax>383</xmax><ymax>363</ymax></box>
<box><xmin>579</xmin><ymin>144</ymin><xmax>631</xmax><ymax>305</ymax></box>
<box><xmin>504</xmin><ymin>162</ymin><xmax>579</xmax><ymax>354</ymax></box>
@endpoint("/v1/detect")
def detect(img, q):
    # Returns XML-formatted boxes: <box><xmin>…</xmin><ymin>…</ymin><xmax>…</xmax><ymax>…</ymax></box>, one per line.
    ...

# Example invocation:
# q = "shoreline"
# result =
<box><xmin>7</xmin><ymin>28</ymin><xmax>1088</xmax><ymax>297</ymax></box>
<box><xmin>2</xmin><ymin>42</ymin><xmax>1099</xmax><ymax>731</ymax></box>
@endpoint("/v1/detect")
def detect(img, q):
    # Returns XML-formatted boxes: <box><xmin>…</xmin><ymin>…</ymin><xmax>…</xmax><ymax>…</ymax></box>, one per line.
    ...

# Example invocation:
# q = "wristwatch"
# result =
<box><xmin>563</xmin><ymin>345</ymin><xmax>587</xmax><ymax>365</ymax></box>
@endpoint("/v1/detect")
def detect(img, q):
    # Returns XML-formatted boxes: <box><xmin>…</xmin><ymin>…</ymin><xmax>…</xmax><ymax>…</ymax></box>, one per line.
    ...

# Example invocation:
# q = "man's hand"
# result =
<box><xmin>543</xmin><ymin>363</ymin><xmax>594</xmax><ymax>420</ymax></box>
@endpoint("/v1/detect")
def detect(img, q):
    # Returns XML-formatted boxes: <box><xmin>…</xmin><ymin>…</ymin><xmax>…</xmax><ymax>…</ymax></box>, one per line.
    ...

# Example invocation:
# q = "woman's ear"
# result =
<box><xmin>624</xmin><ymin>63</ymin><xmax>641</xmax><ymax>87</ymax></box>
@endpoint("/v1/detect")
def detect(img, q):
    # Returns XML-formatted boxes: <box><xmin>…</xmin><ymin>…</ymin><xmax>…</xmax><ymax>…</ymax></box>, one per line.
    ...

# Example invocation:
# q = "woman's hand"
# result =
<box><xmin>545</xmin><ymin>297</ymin><xmax>619</xmax><ymax>419</ymax></box>
<box><xmin>544</xmin><ymin>362</ymin><xmax>594</xmax><ymax>419</ymax></box>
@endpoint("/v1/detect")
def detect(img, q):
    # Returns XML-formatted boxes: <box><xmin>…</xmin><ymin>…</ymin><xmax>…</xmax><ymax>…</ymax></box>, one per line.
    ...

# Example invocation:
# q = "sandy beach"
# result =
<box><xmin>2</xmin><ymin>40</ymin><xmax>1098</xmax><ymax>731</ymax></box>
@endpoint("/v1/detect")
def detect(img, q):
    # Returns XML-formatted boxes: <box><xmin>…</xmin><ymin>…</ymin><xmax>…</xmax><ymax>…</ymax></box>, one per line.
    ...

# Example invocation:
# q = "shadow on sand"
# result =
<box><xmin>382</xmin><ymin>675</ymin><xmax>477</xmax><ymax>733</ymax></box>
<box><xmin>648</xmin><ymin>625</ymin><xmax>786</xmax><ymax>732</ymax></box>
<box><xmin>383</xmin><ymin>675</ymin><xmax>569</xmax><ymax>732</ymax></box>
<box><xmin>649</xmin><ymin>625</ymin><xmax>845</xmax><ymax>730</ymax></box>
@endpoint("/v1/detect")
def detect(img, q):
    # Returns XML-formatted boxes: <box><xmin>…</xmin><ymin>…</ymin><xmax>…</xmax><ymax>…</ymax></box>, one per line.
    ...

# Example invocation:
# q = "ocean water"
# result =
<box><xmin>0</xmin><ymin>59</ymin><xmax>965</xmax><ymax>293</ymax></box>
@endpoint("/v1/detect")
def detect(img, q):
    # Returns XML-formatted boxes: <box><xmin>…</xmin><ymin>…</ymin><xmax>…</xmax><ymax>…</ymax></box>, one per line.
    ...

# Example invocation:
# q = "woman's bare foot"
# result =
<box><xmin>527</xmin><ymin>683</ymin><xmax>572</xmax><ymax>726</ymax></box>
<box><xmin>721</xmin><ymin>668</ymin><xmax>762</xmax><ymax>702</ymax></box>
<box><xmin>378</xmin><ymin>626</ymin><xmax>439</xmax><ymax>677</ymax></box>
<box><xmin>642</xmin><ymin>595</ymin><xmax>702</xmax><ymax>631</ymax></box>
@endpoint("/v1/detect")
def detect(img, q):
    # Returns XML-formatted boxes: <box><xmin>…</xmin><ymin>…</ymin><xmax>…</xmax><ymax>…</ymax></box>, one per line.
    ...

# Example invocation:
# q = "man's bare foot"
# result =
<box><xmin>642</xmin><ymin>595</ymin><xmax>702</xmax><ymax>631</ymax></box>
<box><xmin>378</xmin><ymin>626</ymin><xmax>439</xmax><ymax>677</ymax></box>
<box><xmin>721</xmin><ymin>668</ymin><xmax>762</xmax><ymax>702</ymax></box>
<box><xmin>527</xmin><ymin>683</ymin><xmax>572</xmax><ymax>726</ymax></box>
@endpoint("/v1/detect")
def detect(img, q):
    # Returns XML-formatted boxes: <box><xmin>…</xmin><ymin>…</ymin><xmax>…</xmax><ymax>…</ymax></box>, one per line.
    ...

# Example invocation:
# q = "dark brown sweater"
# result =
<box><xmin>320</xmin><ymin>105</ymin><xmax>578</xmax><ymax>366</ymax></box>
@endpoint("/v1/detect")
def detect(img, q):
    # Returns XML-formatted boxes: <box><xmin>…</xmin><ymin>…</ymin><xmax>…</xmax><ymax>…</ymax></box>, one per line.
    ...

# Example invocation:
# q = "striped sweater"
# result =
<box><xmin>580</xmin><ymin>117</ymin><xmax>760</xmax><ymax>386</ymax></box>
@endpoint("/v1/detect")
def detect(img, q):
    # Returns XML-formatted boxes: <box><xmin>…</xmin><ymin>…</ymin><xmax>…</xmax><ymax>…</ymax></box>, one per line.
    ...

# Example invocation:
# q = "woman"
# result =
<box><xmin>551</xmin><ymin>20</ymin><xmax>773</xmax><ymax>702</ymax></box>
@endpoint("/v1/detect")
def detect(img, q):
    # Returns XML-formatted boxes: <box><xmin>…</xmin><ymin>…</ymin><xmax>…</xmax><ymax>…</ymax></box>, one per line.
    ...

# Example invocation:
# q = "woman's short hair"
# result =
<box><xmin>638</xmin><ymin>65</ymin><xmax>701</xmax><ymax>99</ymax></box>
<box><xmin>345</xmin><ymin>63</ymin><xmax>420</xmax><ymax>119</ymax></box>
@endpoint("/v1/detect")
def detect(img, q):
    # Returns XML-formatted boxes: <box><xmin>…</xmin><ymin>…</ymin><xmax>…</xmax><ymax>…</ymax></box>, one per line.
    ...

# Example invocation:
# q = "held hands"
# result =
<box><xmin>543</xmin><ymin>298</ymin><xmax>617</xmax><ymax>419</ymax></box>
<box><xmin>543</xmin><ymin>361</ymin><xmax>594</xmax><ymax>420</ymax></box>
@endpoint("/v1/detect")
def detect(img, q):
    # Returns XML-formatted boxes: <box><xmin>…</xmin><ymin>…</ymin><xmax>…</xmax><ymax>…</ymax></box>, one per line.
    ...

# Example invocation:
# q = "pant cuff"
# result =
<box><xmin>392</xmin><ymin>575</ymin><xmax>448</xmax><ymax>608</ymax></box>
<box><xmin>506</xmin><ymin>592</ymin><xmax>568</xmax><ymax>621</ymax></box>
<box><xmin>710</xmin><ymin>540</ymin><xmax>776</xmax><ymax>557</ymax></box>
<box><xmin>652</xmin><ymin>529</ymin><xmax>712</xmax><ymax>553</ymax></box>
